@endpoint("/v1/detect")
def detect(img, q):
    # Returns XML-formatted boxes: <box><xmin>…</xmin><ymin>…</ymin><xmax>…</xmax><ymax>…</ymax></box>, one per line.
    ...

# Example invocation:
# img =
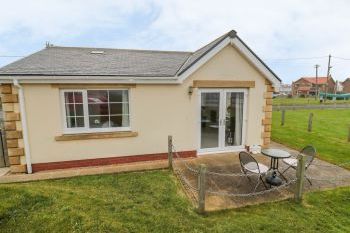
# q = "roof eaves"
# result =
<box><xmin>0</xmin><ymin>73</ymin><xmax>175</xmax><ymax>76</ymax></box>
<box><xmin>235</xmin><ymin>36</ymin><xmax>281</xmax><ymax>82</ymax></box>
<box><xmin>173</xmin><ymin>53</ymin><xmax>193</xmax><ymax>76</ymax></box>
<box><xmin>176</xmin><ymin>30</ymin><xmax>236</xmax><ymax>76</ymax></box>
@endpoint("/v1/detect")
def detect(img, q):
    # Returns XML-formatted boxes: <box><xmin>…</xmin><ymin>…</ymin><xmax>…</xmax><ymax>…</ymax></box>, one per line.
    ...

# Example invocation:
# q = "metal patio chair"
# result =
<box><xmin>239</xmin><ymin>151</ymin><xmax>269</xmax><ymax>192</ymax></box>
<box><xmin>281</xmin><ymin>145</ymin><xmax>316</xmax><ymax>185</ymax></box>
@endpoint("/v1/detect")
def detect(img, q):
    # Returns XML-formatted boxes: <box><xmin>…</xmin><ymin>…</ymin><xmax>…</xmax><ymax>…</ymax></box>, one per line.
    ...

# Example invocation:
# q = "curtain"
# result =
<box><xmin>234</xmin><ymin>93</ymin><xmax>243</xmax><ymax>145</ymax></box>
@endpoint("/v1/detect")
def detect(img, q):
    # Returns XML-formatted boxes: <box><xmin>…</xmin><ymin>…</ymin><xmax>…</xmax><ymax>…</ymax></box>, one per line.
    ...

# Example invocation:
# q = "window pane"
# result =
<box><xmin>87</xmin><ymin>90</ymin><xmax>108</xmax><ymax>103</ymax></box>
<box><xmin>110</xmin><ymin>103</ymin><xmax>129</xmax><ymax>115</ymax></box>
<box><xmin>66</xmin><ymin>117</ymin><xmax>76</xmax><ymax>128</ymax></box>
<box><xmin>74</xmin><ymin>92</ymin><xmax>83</xmax><ymax>103</ymax></box>
<box><xmin>65</xmin><ymin>104</ymin><xmax>75</xmax><ymax>116</ymax></box>
<box><xmin>75</xmin><ymin>104</ymin><xmax>84</xmax><ymax>116</ymax></box>
<box><xmin>88</xmin><ymin>103</ymin><xmax>109</xmax><ymax>115</ymax></box>
<box><xmin>110</xmin><ymin>115</ymin><xmax>129</xmax><ymax>127</ymax></box>
<box><xmin>109</xmin><ymin>90</ymin><xmax>128</xmax><ymax>102</ymax></box>
<box><xmin>64</xmin><ymin>91</ymin><xmax>85</xmax><ymax>129</ymax></box>
<box><xmin>76</xmin><ymin>117</ymin><xmax>85</xmax><ymax>127</ymax></box>
<box><xmin>64</xmin><ymin>92</ymin><xmax>74</xmax><ymax>103</ymax></box>
<box><xmin>89</xmin><ymin>116</ymin><xmax>109</xmax><ymax>128</ymax></box>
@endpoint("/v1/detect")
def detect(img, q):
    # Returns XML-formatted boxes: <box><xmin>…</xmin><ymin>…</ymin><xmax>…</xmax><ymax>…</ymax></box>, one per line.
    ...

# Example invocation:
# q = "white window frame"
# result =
<box><xmin>60</xmin><ymin>88</ymin><xmax>131</xmax><ymax>134</ymax></box>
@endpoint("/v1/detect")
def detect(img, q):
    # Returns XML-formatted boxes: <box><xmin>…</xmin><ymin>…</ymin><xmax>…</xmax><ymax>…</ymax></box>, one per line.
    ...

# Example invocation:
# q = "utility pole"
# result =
<box><xmin>325</xmin><ymin>54</ymin><xmax>332</xmax><ymax>102</ymax></box>
<box><xmin>314</xmin><ymin>64</ymin><xmax>320</xmax><ymax>100</ymax></box>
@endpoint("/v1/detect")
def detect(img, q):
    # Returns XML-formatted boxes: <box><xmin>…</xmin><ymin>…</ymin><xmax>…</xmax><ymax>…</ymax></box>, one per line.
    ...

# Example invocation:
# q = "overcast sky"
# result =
<box><xmin>1</xmin><ymin>0</ymin><xmax>350</xmax><ymax>84</ymax></box>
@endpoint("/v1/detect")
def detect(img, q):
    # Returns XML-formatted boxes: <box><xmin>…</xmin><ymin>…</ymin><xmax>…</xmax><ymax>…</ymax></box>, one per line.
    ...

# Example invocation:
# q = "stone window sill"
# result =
<box><xmin>55</xmin><ymin>131</ymin><xmax>138</xmax><ymax>141</ymax></box>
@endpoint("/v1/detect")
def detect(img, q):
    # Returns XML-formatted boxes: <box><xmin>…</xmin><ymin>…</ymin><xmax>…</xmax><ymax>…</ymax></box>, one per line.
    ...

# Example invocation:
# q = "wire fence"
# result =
<box><xmin>169</xmin><ymin>137</ymin><xmax>350</xmax><ymax>213</ymax></box>
<box><xmin>172</xmin><ymin>144</ymin><xmax>298</xmax><ymax>198</ymax></box>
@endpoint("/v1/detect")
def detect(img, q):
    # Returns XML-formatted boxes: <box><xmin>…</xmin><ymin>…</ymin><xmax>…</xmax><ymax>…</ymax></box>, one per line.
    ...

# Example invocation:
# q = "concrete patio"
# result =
<box><xmin>174</xmin><ymin>142</ymin><xmax>350</xmax><ymax>211</ymax></box>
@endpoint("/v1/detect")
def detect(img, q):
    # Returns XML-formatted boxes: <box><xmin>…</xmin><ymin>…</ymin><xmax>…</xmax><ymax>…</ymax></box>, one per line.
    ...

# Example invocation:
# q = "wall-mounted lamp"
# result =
<box><xmin>188</xmin><ymin>86</ymin><xmax>193</xmax><ymax>95</ymax></box>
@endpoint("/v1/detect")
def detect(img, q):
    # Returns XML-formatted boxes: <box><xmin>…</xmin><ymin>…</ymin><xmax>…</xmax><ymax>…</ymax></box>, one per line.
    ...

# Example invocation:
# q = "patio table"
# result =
<box><xmin>261</xmin><ymin>148</ymin><xmax>291</xmax><ymax>186</ymax></box>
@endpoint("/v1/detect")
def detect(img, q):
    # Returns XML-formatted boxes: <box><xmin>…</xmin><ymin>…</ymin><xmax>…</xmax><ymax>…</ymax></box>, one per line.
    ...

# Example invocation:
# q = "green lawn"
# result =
<box><xmin>0</xmin><ymin>109</ymin><xmax>349</xmax><ymax>232</ymax></box>
<box><xmin>273</xmin><ymin>97</ymin><xmax>350</xmax><ymax>106</ymax></box>
<box><xmin>0</xmin><ymin>170</ymin><xmax>350</xmax><ymax>232</ymax></box>
<box><xmin>272</xmin><ymin>109</ymin><xmax>350</xmax><ymax>167</ymax></box>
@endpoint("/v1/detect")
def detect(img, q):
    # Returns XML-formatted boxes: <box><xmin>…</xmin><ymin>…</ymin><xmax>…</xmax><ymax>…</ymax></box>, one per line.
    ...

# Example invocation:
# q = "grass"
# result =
<box><xmin>0</xmin><ymin>108</ymin><xmax>349</xmax><ymax>232</ymax></box>
<box><xmin>272</xmin><ymin>109</ymin><xmax>350</xmax><ymax>167</ymax></box>
<box><xmin>0</xmin><ymin>170</ymin><xmax>350</xmax><ymax>232</ymax></box>
<box><xmin>273</xmin><ymin>97</ymin><xmax>350</xmax><ymax>106</ymax></box>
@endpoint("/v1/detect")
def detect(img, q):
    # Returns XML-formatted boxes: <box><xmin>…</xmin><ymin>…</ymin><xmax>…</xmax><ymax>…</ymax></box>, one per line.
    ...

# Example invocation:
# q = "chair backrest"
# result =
<box><xmin>239</xmin><ymin>151</ymin><xmax>260</xmax><ymax>173</ymax></box>
<box><xmin>300</xmin><ymin>145</ymin><xmax>316</xmax><ymax>167</ymax></box>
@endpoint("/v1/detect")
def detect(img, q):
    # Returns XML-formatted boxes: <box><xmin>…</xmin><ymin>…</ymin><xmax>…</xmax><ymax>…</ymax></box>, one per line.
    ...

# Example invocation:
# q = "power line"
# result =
<box><xmin>0</xmin><ymin>55</ymin><xmax>25</xmax><ymax>58</ymax></box>
<box><xmin>332</xmin><ymin>56</ymin><xmax>350</xmax><ymax>61</ymax></box>
<box><xmin>264</xmin><ymin>56</ymin><xmax>328</xmax><ymax>61</ymax></box>
<box><xmin>0</xmin><ymin>54</ymin><xmax>349</xmax><ymax>60</ymax></box>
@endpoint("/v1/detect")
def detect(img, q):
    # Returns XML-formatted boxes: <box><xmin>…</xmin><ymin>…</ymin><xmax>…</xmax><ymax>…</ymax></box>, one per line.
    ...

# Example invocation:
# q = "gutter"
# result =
<box><xmin>13</xmin><ymin>79</ymin><xmax>32</xmax><ymax>174</ymax></box>
<box><xmin>0</xmin><ymin>76</ymin><xmax>181</xmax><ymax>84</ymax></box>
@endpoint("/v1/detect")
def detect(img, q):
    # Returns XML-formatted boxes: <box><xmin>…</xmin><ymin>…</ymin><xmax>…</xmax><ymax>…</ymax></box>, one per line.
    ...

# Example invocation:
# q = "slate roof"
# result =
<box><xmin>0</xmin><ymin>30</ymin><xmax>280</xmax><ymax>82</ymax></box>
<box><xmin>0</xmin><ymin>47</ymin><xmax>192</xmax><ymax>77</ymax></box>
<box><xmin>177</xmin><ymin>31</ymin><xmax>234</xmax><ymax>75</ymax></box>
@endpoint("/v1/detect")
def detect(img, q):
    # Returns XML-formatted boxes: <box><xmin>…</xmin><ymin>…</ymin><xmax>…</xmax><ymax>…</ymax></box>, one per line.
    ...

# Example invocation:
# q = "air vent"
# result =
<box><xmin>90</xmin><ymin>50</ymin><xmax>105</xmax><ymax>54</ymax></box>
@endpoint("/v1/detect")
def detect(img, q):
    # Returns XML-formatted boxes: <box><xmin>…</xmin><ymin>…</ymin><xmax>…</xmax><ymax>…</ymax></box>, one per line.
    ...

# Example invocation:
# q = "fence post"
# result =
<box><xmin>281</xmin><ymin>109</ymin><xmax>286</xmax><ymax>126</ymax></box>
<box><xmin>198</xmin><ymin>164</ymin><xmax>207</xmax><ymax>214</ymax></box>
<box><xmin>295</xmin><ymin>154</ymin><xmax>306</xmax><ymax>202</ymax></box>
<box><xmin>308</xmin><ymin>113</ymin><xmax>313</xmax><ymax>132</ymax></box>
<box><xmin>348</xmin><ymin>125</ymin><xmax>350</xmax><ymax>142</ymax></box>
<box><xmin>168</xmin><ymin>135</ymin><xmax>173</xmax><ymax>170</ymax></box>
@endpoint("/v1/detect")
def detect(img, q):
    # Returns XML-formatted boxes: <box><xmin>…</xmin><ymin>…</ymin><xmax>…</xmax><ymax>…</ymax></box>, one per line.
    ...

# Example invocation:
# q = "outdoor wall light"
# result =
<box><xmin>188</xmin><ymin>86</ymin><xmax>193</xmax><ymax>95</ymax></box>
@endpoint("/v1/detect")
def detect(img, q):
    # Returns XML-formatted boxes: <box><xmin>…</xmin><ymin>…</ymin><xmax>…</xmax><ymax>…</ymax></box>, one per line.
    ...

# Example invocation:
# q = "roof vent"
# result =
<box><xmin>90</xmin><ymin>50</ymin><xmax>105</xmax><ymax>54</ymax></box>
<box><xmin>45</xmin><ymin>41</ymin><xmax>54</xmax><ymax>48</ymax></box>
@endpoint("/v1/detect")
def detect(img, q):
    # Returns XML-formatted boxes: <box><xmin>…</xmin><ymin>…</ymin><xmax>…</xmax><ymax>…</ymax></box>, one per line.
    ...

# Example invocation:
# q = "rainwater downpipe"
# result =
<box><xmin>13</xmin><ymin>79</ymin><xmax>32</xmax><ymax>174</ymax></box>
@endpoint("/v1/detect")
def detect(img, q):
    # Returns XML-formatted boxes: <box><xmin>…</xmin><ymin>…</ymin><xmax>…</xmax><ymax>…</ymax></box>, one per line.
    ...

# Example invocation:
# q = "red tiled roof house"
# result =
<box><xmin>342</xmin><ymin>78</ymin><xmax>350</xmax><ymax>93</ymax></box>
<box><xmin>292</xmin><ymin>76</ymin><xmax>335</xmax><ymax>96</ymax></box>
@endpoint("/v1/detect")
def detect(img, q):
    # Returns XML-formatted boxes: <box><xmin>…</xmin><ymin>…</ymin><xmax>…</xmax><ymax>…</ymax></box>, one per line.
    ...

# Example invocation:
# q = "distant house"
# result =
<box><xmin>342</xmin><ymin>78</ymin><xmax>350</xmax><ymax>93</ymax></box>
<box><xmin>292</xmin><ymin>76</ymin><xmax>335</xmax><ymax>96</ymax></box>
<box><xmin>278</xmin><ymin>84</ymin><xmax>292</xmax><ymax>95</ymax></box>
<box><xmin>336</xmin><ymin>81</ymin><xmax>343</xmax><ymax>92</ymax></box>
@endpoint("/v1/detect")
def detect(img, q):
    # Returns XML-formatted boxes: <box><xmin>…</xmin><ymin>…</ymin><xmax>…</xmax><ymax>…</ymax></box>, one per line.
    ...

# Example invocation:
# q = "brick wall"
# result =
<box><xmin>262</xmin><ymin>80</ymin><xmax>273</xmax><ymax>146</ymax></box>
<box><xmin>0</xmin><ymin>84</ymin><xmax>27</xmax><ymax>173</ymax></box>
<box><xmin>342</xmin><ymin>79</ymin><xmax>350</xmax><ymax>93</ymax></box>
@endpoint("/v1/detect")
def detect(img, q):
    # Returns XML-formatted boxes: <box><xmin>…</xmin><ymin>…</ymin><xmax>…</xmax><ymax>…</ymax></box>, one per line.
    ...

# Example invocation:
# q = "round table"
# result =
<box><xmin>261</xmin><ymin>148</ymin><xmax>291</xmax><ymax>186</ymax></box>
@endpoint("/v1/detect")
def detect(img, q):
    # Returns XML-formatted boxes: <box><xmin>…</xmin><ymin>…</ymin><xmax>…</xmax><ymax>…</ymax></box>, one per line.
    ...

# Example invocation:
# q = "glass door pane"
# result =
<box><xmin>200</xmin><ymin>92</ymin><xmax>220</xmax><ymax>149</ymax></box>
<box><xmin>224</xmin><ymin>92</ymin><xmax>244</xmax><ymax>147</ymax></box>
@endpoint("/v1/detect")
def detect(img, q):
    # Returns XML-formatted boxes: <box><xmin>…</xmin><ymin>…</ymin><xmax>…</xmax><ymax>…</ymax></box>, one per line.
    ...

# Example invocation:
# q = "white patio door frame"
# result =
<box><xmin>197</xmin><ymin>88</ymin><xmax>248</xmax><ymax>155</ymax></box>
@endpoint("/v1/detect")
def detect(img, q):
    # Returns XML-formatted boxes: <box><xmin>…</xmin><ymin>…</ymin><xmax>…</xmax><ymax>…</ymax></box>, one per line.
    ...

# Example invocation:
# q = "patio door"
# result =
<box><xmin>199</xmin><ymin>89</ymin><xmax>247</xmax><ymax>154</ymax></box>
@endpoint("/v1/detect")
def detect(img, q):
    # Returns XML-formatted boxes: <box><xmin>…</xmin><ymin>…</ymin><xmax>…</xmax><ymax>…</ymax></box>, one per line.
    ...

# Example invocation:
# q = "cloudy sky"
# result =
<box><xmin>1</xmin><ymin>0</ymin><xmax>350</xmax><ymax>83</ymax></box>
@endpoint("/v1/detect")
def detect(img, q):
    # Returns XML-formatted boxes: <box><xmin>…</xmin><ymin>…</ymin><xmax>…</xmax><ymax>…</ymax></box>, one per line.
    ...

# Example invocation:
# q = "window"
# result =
<box><xmin>62</xmin><ymin>89</ymin><xmax>130</xmax><ymax>133</ymax></box>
